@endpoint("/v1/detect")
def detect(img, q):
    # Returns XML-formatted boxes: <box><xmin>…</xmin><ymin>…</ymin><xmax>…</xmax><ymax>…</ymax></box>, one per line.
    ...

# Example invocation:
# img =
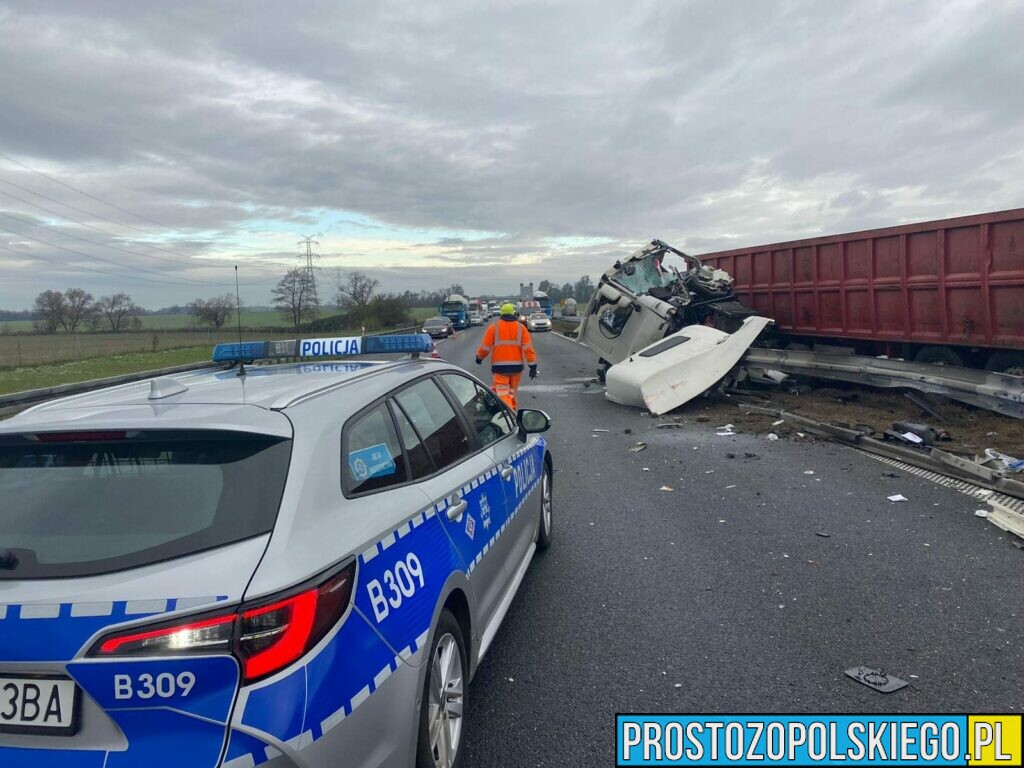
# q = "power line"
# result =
<box><xmin>0</xmin><ymin>150</ymin><xmax>203</xmax><ymax>234</ymax></box>
<box><xmin>0</xmin><ymin>242</ymin><xmax>240</xmax><ymax>287</ymax></box>
<box><xmin>0</xmin><ymin>151</ymin><xmax>300</xmax><ymax>254</ymax></box>
<box><xmin>0</xmin><ymin>219</ymin><xmax>279</xmax><ymax>288</ymax></box>
<box><xmin>0</xmin><ymin>183</ymin><xmax>291</xmax><ymax>273</ymax></box>
<box><xmin>0</xmin><ymin>176</ymin><xmax>292</xmax><ymax>269</ymax></box>
<box><xmin>0</xmin><ymin>211</ymin><xmax>278</xmax><ymax>287</ymax></box>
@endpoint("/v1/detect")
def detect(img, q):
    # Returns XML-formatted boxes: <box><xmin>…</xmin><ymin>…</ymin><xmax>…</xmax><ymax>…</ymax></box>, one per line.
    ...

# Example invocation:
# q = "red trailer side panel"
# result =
<box><xmin>699</xmin><ymin>208</ymin><xmax>1024</xmax><ymax>351</ymax></box>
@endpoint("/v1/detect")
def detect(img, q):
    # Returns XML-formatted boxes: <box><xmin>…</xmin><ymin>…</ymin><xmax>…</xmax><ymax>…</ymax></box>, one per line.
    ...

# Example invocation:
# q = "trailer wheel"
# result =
<box><xmin>985</xmin><ymin>351</ymin><xmax>1024</xmax><ymax>376</ymax></box>
<box><xmin>914</xmin><ymin>346</ymin><xmax>964</xmax><ymax>367</ymax></box>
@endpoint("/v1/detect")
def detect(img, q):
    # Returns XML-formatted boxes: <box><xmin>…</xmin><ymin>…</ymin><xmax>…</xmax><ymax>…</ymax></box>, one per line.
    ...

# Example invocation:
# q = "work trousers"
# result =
<box><xmin>491</xmin><ymin>371</ymin><xmax>523</xmax><ymax>410</ymax></box>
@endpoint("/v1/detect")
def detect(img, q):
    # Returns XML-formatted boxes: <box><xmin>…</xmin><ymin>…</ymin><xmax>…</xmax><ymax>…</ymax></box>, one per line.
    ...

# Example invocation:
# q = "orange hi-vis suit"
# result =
<box><xmin>475</xmin><ymin>316</ymin><xmax>537</xmax><ymax>410</ymax></box>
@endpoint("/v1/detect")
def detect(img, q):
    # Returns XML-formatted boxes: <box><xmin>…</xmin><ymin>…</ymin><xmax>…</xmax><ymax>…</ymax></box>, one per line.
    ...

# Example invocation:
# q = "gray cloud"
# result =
<box><xmin>0</xmin><ymin>0</ymin><xmax>1021</xmax><ymax>307</ymax></box>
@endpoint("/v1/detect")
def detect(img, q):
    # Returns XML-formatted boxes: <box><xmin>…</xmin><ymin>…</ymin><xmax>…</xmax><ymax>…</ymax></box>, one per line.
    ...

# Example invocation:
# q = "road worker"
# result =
<box><xmin>476</xmin><ymin>302</ymin><xmax>537</xmax><ymax>409</ymax></box>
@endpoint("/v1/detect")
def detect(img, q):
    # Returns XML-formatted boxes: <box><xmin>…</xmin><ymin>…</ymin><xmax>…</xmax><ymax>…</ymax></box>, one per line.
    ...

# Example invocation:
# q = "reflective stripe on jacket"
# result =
<box><xmin>476</xmin><ymin>318</ymin><xmax>537</xmax><ymax>373</ymax></box>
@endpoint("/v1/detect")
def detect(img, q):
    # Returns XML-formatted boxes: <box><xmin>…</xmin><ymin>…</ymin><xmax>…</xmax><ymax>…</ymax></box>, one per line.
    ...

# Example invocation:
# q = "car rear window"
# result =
<box><xmin>0</xmin><ymin>430</ymin><xmax>291</xmax><ymax>579</ymax></box>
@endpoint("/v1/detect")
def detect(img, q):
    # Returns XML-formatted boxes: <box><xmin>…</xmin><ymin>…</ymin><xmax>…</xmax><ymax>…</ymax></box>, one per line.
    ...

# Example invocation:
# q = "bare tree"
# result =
<box><xmin>188</xmin><ymin>294</ymin><xmax>237</xmax><ymax>328</ymax></box>
<box><xmin>61</xmin><ymin>288</ymin><xmax>95</xmax><ymax>332</ymax></box>
<box><xmin>95</xmin><ymin>293</ymin><xmax>144</xmax><ymax>331</ymax></box>
<box><xmin>273</xmin><ymin>268</ymin><xmax>320</xmax><ymax>330</ymax></box>
<box><xmin>33</xmin><ymin>290</ymin><xmax>65</xmax><ymax>333</ymax></box>
<box><xmin>335</xmin><ymin>270</ymin><xmax>379</xmax><ymax>322</ymax></box>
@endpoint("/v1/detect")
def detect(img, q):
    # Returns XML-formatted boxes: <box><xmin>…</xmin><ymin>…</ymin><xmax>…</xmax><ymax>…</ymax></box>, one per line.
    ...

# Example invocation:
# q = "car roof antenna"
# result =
<box><xmin>234</xmin><ymin>265</ymin><xmax>246</xmax><ymax>377</ymax></box>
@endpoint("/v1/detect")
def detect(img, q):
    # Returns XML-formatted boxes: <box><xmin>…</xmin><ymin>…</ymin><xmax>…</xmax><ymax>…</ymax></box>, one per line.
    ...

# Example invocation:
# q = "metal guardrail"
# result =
<box><xmin>743</xmin><ymin>348</ymin><xmax>1024</xmax><ymax>419</ymax></box>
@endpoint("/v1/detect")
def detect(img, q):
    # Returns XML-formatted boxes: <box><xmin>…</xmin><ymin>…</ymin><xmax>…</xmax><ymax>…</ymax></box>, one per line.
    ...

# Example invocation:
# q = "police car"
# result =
<box><xmin>0</xmin><ymin>334</ymin><xmax>554</xmax><ymax>768</ymax></box>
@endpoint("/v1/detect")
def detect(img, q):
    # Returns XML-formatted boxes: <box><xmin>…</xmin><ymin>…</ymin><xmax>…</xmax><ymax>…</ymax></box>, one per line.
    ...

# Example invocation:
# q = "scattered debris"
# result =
<box><xmin>624</xmin><ymin>428</ymin><xmax>632</xmax><ymax>434</ymax></box>
<box><xmin>592</xmin><ymin>428</ymin><xmax>610</xmax><ymax>433</ymax></box>
<box><xmin>656</xmin><ymin>422</ymin><xmax>686</xmax><ymax>429</ymax></box>
<box><xmin>629</xmin><ymin>442</ymin><xmax>647</xmax><ymax>452</ymax></box>
<box><xmin>804</xmin><ymin>470</ymin><xmax>815</xmax><ymax>475</ymax></box>
<box><xmin>974</xmin><ymin>510</ymin><xmax>989</xmax><ymax>518</ymax></box>
<box><xmin>696</xmin><ymin>416</ymin><xmax>710</xmax><ymax>422</ymax></box>
<box><xmin>716</xmin><ymin>424</ymin><xmax>736</xmax><ymax>436</ymax></box>
<box><xmin>642</xmin><ymin>467</ymin><xmax>650</xmax><ymax>472</ymax></box>
<box><xmin>772</xmin><ymin>419</ymin><xmax>785</xmax><ymax>426</ymax></box>
<box><xmin>882</xmin><ymin>471</ymin><xmax>899</xmax><ymax>478</ymax></box>
<box><xmin>766</xmin><ymin>433</ymin><xmax>779</xmax><ymax>441</ymax></box>
<box><xmin>659</xmin><ymin>485</ymin><xmax>674</xmax><ymax>492</ymax></box>
<box><xmin>893</xmin><ymin>421</ymin><xmax>952</xmax><ymax>445</ymax></box>
<box><xmin>844</xmin><ymin>666</ymin><xmax>908</xmax><ymax>693</ymax></box>
<box><xmin>887</xmin><ymin>494</ymin><xmax>909</xmax><ymax>502</ymax></box>
<box><xmin>815</xmin><ymin>532</ymin><xmax>831</xmax><ymax>538</ymax></box>
<box><xmin>982</xmin><ymin>449</ymin><xmax>1024</xmax><ymax>473</ymax></box>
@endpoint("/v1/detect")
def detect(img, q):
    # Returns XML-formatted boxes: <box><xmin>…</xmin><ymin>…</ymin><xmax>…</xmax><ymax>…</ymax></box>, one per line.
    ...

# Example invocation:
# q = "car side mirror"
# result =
<box><xmin>517</xmin><ymin>409</ymin><xmax>551</xmax><ymax>434</ymax></box>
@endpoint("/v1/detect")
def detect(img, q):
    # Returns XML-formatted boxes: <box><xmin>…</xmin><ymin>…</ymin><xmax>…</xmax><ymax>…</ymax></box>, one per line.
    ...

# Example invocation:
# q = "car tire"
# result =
<box><xmin>537</xmin><ymin>463</ymin><xmax>553</xmax><ymax>552</ymax></box>
<box><xmin>416</xmin><ymin>610</ymin><xmax>467</xmax><ymax>768</ymax></box>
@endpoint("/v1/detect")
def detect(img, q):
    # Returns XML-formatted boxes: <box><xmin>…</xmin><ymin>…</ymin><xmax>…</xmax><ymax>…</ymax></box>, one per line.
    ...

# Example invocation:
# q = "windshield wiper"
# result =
<box><xmin>0</xmin><ymin>548</ymin><xmax>19</xmax><ymax>569</ymax></box>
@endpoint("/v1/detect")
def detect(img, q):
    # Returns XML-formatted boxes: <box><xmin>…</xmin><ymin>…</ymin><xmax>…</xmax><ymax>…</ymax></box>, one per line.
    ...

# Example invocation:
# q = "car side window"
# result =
<box><xmin>389</xmin><ymin>401</ymin><xmax>435</xmax><ymax>480</ymax></box>
<box><xmin>393</xmin><ymin>379</ymin><xmax>472</xmax><ymax>470</ymax></box>
<box><xmin>343</xmin><ymin>403</ymin><xmax>409</xmax><ymax>495</ymax></box>
<box><xmin>438</xmin><ymin>373</ymin><xmax>513</xmax><ymax>447</ymax></box>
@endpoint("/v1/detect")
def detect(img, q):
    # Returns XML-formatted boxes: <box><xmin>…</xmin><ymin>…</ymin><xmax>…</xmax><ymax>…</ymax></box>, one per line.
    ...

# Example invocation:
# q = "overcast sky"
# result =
<box><xmin>0</xmin><ymin>0</ymin><xmax>1021</xmax><ymax>309</ymax></box>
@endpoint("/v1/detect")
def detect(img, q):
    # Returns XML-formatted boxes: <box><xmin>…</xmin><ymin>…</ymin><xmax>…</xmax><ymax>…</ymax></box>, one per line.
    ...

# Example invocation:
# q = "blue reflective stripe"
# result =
<box><xmin>223</xmin><ymin>435</ymin><xmax>548</xmax><ymax>765</ymax></box>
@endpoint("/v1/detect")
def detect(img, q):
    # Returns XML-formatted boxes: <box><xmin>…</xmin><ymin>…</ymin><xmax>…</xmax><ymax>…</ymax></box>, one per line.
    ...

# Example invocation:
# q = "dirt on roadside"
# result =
<box><xmin>668</xmin><ymin>384</ymin><xmax>1024</xmax><ymax>459</ymax></box>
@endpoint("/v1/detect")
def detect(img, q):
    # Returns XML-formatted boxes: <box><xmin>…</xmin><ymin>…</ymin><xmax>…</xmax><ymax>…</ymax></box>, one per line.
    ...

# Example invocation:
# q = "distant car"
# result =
<box><xmin>468</xmin><ymin>311</ymin><xmax>484</xmax><ymax>326</ymax></box>
<box><xmin>517</xmin><ymin>300</ymin><xmax>541</xmax><ymax>324</ymax></box>
<box><xmin>528</xmin><ymin>312</ymin><xmax>552</xmax><ymax>332</ymax></box>
<box><xmin>423</xmin><ymin>316</ymin><xmax>453</xmax><ymax>338</ymax></box>
<box><xmin>0</xmin><ymin>335</ymin><xmax>554</xmax><ymax>768</ymax></box>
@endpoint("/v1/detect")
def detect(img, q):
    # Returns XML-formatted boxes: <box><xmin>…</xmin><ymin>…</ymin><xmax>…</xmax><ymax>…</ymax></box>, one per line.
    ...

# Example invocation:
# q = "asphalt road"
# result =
<box><xmin>434</xmin><ymin>327</ymin><xmax>1024</xmax><ymax>766</ymax></box>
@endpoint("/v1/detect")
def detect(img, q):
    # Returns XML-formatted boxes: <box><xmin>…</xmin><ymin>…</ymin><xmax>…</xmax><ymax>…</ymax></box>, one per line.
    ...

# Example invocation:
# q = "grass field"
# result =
<box><xmin>0</xmin><ymin>347</ymin><xmax>215</xmax><ymax>395</ymax></box>
<box><xmin>0</xmin><ymin>306</ymin><xmax>440</xmax><ymax>333</ymax></box>
<box><xmin>0</xmin><ymin>329</ymin><xmax>304</xmax><ymax>368</ymax></box>
<box><xmin>0</xmin><ymin>305</ymin><xmax>440</xmax><ymax>393</ymax></box>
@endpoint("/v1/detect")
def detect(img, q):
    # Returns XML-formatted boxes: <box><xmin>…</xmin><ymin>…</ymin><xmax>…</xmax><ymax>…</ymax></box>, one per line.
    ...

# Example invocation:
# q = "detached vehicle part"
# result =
<box><xmin>605</xmin><ymin>316</ymin><xmax>773</xmax><ymax>414</ymax></box>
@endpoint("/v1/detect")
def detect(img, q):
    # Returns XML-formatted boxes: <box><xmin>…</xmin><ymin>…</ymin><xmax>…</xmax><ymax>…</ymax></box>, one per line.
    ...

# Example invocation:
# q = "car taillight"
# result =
<box><xmin>90</xmin><ymin>562</ymin><xmax>354</xmax><ymax>683</ymax></box>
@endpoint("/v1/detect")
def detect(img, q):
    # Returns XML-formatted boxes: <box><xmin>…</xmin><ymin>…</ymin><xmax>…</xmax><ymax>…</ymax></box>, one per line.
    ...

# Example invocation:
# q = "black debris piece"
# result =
<box><xmin>844</xmin><ymin>666</ymin><xmax>909</xmax><ymax>693</ymax></box>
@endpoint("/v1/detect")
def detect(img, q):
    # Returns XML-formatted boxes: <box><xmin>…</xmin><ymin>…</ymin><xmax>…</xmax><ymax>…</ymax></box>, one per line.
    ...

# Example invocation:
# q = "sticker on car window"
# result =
<box><xmin>348</xmin><ymin>443</ymin><xmax>397</xmax><ymax>481</ymax></box>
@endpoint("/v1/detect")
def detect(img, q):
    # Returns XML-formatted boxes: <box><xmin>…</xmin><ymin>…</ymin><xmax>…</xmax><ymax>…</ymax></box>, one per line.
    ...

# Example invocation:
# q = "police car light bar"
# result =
<box><xmin>212</xmin><ymin>334</ymin><xmax>434</xmax><ymax>363</ymax></box>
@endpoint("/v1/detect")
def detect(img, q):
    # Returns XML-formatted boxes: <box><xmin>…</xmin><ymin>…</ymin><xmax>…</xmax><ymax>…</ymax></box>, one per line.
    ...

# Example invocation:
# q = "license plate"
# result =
<box><xmin>0</xmin><ymin>676</ymin><xmax>80</xmax><ymax>736</ymax></box>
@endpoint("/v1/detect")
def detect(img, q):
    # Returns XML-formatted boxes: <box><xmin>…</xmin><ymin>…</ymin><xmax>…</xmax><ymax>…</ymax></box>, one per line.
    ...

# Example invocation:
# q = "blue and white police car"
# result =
<box><xmin>0</xmin><ymin>334</ymin><xmax>553</xmax><ymax>768</ymax></box>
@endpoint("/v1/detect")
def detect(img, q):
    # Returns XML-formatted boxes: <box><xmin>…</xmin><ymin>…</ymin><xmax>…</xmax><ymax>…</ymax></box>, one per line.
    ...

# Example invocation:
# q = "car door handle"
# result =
<box><xmin>447</xmin><ymin>499</ymin><xmax>468</xmax><ymax>521</ymax></box>
<box><xmin>501</xmin><ymin>467</ymin><xmax>514</xmax><ymax>480</ymax></box>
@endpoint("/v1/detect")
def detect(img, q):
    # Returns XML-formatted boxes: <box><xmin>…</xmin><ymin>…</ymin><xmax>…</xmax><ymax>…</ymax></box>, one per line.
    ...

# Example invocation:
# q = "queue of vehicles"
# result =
<box><xmin>0</xmin><ymin>333</ymin><xmax>555</xmax><ymax>768</ymax></box>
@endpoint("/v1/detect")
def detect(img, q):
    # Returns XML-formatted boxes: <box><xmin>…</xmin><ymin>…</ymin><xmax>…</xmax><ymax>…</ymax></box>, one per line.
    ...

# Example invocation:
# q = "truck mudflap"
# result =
<box><xmin>605</xmin><ymin>316</ymin><xmax>773</xmax><ymax>414</ymax></box>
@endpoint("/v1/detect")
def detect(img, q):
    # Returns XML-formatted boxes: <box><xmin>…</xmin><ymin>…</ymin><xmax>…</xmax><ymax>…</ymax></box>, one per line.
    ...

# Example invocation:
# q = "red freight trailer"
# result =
<box><xmin>698</xmin><ymin>208</ymin><xmax>1024</xmax><ymax>373</ymax></box>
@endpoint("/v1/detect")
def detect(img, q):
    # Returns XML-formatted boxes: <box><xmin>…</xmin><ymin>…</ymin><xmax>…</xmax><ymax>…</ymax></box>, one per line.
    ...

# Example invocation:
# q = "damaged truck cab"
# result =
<box><xmin>578</xmin><ymin>239</ymin><xmax>758</xmax><ymax>380</ymax></box>
<box><xmin>577</xmin><ymin>239</ymin><xmax>773</xmax><ymax>415</ymax></box>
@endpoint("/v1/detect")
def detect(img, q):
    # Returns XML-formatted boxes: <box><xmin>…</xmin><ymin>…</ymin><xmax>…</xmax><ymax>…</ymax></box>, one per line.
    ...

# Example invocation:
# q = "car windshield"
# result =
<box><xmin>531</xmin><ymin>313</ymin><xmax>548</xmax><ymax>319</ymax></box>
<box><xmin>441</xmin><ymin>301</ymin><xmax>464</xmax><ymax>311</ymax></box>
<box><xmin>614</xmin><ymin>251</ymin><xmax>680</xmax><ymax>294</ymax></box>
<box><xmin>0</xmin><ymin>429</ymin><xmax>291</xmax><ymax>579</ymax></box>
<box><xmin>425</xmin><ymin>318</ymin><xmax>446</xmax><ymax>326</ymax></box>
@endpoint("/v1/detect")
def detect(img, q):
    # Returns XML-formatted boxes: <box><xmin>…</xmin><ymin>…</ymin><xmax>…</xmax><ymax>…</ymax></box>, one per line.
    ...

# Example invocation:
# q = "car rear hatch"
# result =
<box><xmin>0</xmin><ymin>425</ymin><xmax>293</xmax><ymax>767</ymax></box>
